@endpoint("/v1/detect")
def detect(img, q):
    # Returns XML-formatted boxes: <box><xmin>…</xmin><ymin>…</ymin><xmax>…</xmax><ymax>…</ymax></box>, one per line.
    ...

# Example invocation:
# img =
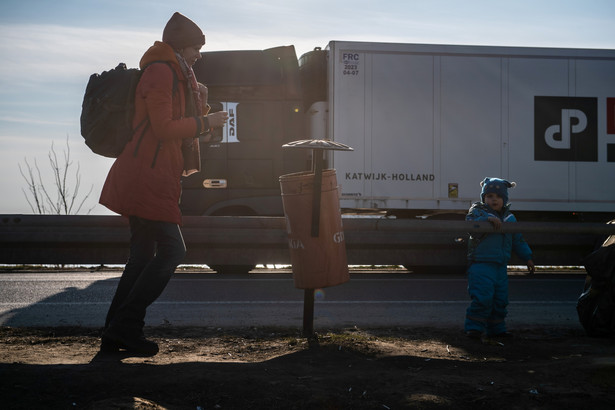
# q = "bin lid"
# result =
<box><xmin>282</xmin><ymin>139</ymin><xmax>353</xmax><ymax>151</ymax></box>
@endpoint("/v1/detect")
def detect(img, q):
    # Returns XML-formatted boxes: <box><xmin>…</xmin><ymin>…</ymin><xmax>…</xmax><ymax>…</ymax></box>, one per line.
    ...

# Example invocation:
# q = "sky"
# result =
<box><xmin>1</xmin><ymin>0</ymin><xmax>614</xmax><ymax>215</ymax></box>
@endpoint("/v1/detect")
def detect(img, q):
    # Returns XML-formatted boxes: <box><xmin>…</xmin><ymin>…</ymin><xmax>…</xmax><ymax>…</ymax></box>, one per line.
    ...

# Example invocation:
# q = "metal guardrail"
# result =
<box><xmin>0</xmin><ymin>214</ymin><xmax>613</xmax><ymax>268</ymax></box>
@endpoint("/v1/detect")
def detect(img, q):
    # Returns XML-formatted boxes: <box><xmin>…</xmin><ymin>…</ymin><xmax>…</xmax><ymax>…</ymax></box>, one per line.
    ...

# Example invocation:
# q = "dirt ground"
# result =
<box><xmin>1</xmin><ymin>325</ymin><xmax>614</xmax><ymax>409</ymax></box>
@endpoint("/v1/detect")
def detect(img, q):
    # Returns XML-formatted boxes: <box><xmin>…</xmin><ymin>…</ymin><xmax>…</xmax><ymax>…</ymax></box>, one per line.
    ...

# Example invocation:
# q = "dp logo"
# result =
<box><xmin>534</xmin><ymin>96</ymin><xmax>597</xmax><ymax>161</ymax></box>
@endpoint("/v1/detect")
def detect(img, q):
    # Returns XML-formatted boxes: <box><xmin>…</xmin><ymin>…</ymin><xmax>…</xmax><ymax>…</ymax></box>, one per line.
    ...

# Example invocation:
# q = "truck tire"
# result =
<box><xmin>208</xmin><ymin>206</ymin><xmax>257</xmax><ymax>274</ymax></box>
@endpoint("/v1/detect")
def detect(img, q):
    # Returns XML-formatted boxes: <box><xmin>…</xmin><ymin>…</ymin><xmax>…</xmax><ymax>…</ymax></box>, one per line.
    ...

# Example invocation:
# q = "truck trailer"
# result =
<box><xmin>177</xmin><ymin>41</ymin><xmax>615</xmax><ymax>273</ymax></box>
<box><xmin>185</xmin><ymin>40</ymin><xmax>615</xmax><ymax>223</ymax></box>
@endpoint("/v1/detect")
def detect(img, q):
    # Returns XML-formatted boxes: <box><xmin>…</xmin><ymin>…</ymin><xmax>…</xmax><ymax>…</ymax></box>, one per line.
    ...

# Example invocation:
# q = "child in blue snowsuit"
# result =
<box><xmin>465</xmin><ymin>177</ymin><xmax>535</xmax><ymax>339</ymax></box>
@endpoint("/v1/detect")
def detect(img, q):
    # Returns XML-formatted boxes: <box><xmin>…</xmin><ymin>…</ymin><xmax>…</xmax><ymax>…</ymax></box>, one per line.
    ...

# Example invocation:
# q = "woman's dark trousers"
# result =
<box><xmin>105</xmin><ymin>216</ymin><xmax>186</xmax><ymax>334</ymax></box>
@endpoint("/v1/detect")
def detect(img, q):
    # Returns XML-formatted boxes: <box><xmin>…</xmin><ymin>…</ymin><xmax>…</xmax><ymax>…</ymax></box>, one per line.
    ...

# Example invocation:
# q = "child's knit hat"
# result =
<box><xmin>480</xmin><ymin>177</ymin><xmax>516</xmax><ymax>204</ymax></box>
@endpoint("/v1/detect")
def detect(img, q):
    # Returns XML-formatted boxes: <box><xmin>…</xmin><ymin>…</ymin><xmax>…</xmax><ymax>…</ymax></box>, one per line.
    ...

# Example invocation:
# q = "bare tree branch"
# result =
<box><xmin>19</xmin><ymin>136</ymin><xmax>95</xmax><ymax>215</ymax></box>
<box><xmin>18</xmin><ymin>159</ymin><xmax>46</xmax><ymax>213</ymax></box>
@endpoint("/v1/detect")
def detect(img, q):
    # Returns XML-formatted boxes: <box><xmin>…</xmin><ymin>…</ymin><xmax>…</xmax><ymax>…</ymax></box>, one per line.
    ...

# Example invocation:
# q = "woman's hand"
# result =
<box><xmin>207</xmin><ymin>111</ymin><xmax>229</xmax><ymax>128</ymax></box>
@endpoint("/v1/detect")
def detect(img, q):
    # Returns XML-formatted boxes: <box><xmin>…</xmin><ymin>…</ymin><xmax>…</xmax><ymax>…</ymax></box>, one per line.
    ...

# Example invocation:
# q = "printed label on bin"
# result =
<box><xmin>288</xmin><ymin>238</ymin><xmax>305</xmax><ymax>249</ymax></box>
<box><xmin>333</xmin><ymin>231</ymin><xmax>345</xmax><ymax>243</ymax></box>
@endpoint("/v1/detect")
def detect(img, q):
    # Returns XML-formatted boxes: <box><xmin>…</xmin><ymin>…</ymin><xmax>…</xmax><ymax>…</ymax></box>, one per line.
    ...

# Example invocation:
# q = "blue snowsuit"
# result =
<box><xmin>464</xmin><ymin>202</ymin><xmax>533</xmax><ymax>335</ymax></box>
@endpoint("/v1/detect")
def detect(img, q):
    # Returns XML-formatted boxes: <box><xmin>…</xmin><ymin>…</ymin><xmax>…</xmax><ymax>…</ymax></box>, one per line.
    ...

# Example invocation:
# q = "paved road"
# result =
<box><xmin>0</xmin><ymin>269</ymin><xmax>587</xmax><ymax>330</ymax></box>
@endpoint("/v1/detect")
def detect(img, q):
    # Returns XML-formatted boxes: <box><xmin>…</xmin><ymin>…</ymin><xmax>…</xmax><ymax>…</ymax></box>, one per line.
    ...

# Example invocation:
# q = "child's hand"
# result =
<box><xmin>527</xmin><ymin>260</ymin><xmax>535</xmax><ymax>275</ymax></box>
<box><xmin>487</xmin><ymin>216</ymin><xmax>502</xmax><ymax>231</ymax></box>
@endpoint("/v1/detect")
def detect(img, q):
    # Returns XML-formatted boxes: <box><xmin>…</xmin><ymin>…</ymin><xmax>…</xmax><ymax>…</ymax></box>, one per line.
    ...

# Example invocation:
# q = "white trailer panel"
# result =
<box><xmin>328</xmin><ymin>41</ymin><xmax>615</xmax><ymax>214</ymax></box>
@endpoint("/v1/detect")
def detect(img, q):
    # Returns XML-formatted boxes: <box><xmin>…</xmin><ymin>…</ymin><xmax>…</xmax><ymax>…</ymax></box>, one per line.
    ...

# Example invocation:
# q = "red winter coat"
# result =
<box><xmin>100</xmin><ymin>42</ymin><xmax>208</xmax><ymax>224</ymax></box>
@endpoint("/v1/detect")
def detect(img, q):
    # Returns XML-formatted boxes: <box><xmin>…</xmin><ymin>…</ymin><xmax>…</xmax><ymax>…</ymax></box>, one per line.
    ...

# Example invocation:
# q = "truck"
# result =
<box><xmin>181</xmin><ymin>41</ymin><xmax>615</xmax><ymax>271</ymax></box>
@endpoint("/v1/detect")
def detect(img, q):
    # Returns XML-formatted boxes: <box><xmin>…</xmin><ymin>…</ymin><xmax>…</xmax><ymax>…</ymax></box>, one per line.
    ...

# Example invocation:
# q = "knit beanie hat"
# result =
<box><xmin>162</xmin><ymin>12</ymin><xmax>205</xmax><ymax>50</ymax></box>
<box><xmin>480</xmin><ymin>177</ymin><xmax>516</xmax><ymax>204</ymax></box>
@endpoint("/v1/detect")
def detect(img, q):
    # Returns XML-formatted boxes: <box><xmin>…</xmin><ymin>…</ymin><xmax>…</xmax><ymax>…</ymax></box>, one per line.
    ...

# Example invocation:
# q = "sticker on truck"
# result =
<box><xmin>534</xmin><ymin>96</ymin><xmax>600</xmax><ymax>162</ymax></box>
<box><xmin>341</xmin><ymin>52</ymin><xmax>361</xmax><ymax>76</ymax></box>
<box><xmin>221</xmin><ymin>102</ymin><xmax>239</xmax><ymax>143</ymax></box>
<box><xmin>344</xmin><ymin>172</ymin><xmax>435</xmax><ymax>181</ymax></box>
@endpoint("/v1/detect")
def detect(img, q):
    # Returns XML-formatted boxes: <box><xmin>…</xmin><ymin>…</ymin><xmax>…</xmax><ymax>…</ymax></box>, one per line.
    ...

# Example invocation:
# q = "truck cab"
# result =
<box><xmin>181</xmin><ymin>46</ymin><xmax>310</xmax><ymax>217</ymax></box>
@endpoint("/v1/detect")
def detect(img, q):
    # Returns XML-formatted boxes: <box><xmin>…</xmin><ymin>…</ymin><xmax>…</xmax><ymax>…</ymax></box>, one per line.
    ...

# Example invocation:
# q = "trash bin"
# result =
<box><xmin>280</xmin><ymin>169</ymin><xmax>349</xmax><ymax>289</ymax></box>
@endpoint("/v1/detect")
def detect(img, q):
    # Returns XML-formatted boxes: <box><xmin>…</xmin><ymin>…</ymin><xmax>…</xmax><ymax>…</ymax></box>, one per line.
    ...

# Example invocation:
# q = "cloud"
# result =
<box><xmin>0</xmin><ymin>115</ymin><xmax>74</xmax><ymax>127</ymax></box>
<box><xmin>0</xmin><ymin>23</ymin><xmax>323</xmax><ymax>88</ymax></box>
<box><xmin>0</xmin><ymin>24</ymin><xmax>157</xmax><ymax>83</ymax></box>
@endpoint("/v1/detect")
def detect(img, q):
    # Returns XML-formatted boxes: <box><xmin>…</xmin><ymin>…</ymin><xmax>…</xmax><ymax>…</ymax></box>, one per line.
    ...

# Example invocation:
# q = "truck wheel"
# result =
<box><xmin>399</xmin><ymin>213</ymin><xmax>466</xmax><ymax>274</ymax></box>
<box><xmin>208</xmin><ymin>207</ymin><xmax>257</xmax><ymax>274</ymax></box>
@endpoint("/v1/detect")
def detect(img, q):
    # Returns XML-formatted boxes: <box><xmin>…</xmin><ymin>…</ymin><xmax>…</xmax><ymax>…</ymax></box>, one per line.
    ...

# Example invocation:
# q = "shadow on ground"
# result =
<box><xmin>1</xmin><ymin>326</ymin><xmax>614</xmax><ymax>409</ymax></box>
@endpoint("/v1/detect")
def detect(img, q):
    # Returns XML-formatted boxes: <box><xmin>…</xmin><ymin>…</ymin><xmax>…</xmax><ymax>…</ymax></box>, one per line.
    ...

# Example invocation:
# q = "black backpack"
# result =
<box><xmin>80</xmin><ymin>62</ymin><xmax>177</xmax><ymax>158</ymax></box>
<box><xmin>80</xmin><ymin>63</ymin><xmax>144</xmax><ymax>158</ymax></box>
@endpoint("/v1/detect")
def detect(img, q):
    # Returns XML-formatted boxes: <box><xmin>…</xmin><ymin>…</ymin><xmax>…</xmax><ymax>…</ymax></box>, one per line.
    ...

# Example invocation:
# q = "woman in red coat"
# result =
<box><xmin>99</xmin><ymin>12</ymin><xmax>228</xmax><ymax>356</ymax></box>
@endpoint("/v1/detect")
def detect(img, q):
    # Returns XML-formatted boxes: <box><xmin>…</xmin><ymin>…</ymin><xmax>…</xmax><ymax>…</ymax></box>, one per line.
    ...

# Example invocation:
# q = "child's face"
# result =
<box><xmin>484</xmin><ymin>192</ymin><xmax>504</xmax><ymax>212</ymax></box>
